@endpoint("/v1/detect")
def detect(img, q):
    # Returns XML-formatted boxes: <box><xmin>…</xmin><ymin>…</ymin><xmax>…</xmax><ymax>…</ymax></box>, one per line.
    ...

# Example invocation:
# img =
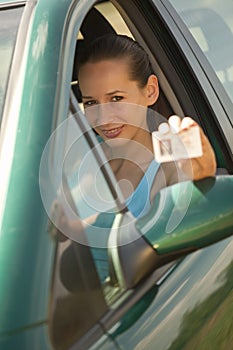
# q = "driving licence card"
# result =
<box><xmin>152</xmin><ymin>125</ymin><xmax>203</xmax><ymax>163</ymax></box>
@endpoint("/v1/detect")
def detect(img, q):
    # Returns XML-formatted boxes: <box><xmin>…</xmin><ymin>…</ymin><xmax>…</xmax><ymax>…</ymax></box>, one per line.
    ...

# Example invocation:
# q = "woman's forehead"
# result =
<box><xmin>78</xmin><ymin>59</ymin><xmax>133</xmax><ymax>90</ymax></box>
<box><xmin>79</xmin><ymin>58</ymin><xmax>130</xmax><ymax>75</ymax></box>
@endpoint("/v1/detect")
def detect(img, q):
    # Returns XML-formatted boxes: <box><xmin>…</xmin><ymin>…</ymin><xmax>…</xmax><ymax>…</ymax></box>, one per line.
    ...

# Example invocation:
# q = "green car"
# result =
<box><xmin>0</xmin><ymin>0</ymin><xmax>233</xmax><ymax>349</ymax></box>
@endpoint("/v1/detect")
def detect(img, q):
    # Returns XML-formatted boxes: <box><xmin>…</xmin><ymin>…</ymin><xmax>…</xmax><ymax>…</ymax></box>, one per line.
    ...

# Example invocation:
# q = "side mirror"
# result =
<box><xmin>137</xmin><ymin>175</ymin><xmax>233</xmax><ymax>255</ymax></box>
<box><xmin>108</xmin><ymin>176</ymin><xmax>233</xmax><ymax>289</ymax></box>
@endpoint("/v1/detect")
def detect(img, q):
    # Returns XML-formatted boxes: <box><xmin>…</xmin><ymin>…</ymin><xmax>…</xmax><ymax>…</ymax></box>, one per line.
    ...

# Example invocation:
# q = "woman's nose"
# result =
<box><xmin>86</xmin><ymin>103</ymin><xmax>116</xmax><ymax>127</ymax></box>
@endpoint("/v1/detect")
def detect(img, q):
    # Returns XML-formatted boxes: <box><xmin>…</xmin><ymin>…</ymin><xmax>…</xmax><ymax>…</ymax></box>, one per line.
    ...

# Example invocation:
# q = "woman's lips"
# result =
<box><xmin>101</xmin><ymin>125</ymin><xmax>124</xmax><ymax>139</ymax></box>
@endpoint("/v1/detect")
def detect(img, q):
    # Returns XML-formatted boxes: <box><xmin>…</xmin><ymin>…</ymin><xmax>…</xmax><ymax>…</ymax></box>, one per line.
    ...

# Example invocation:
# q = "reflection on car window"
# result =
<box><xmin>63</xmin><ymin>113</ymin><xmax>124</xmax><ymax>301</ymax></box>
<box><xmin>0</xmin><ymin>6</ymin><xmax>23</xmax><ymax>124</ymax></box>
<box><xmin>63</xmin><ymin>116</ymin><xmax>118</xmax><ymax>220</ymax></box>
<box><xmin>44</xmin><ymin>107</ymin><xmax>127</xmax><ymax>347</ymax></box>
<box><xmin>40</xmin><ymin>109</ymin><xmax>124</xmax><ymax>307</ymax></box>
<box><xmin>170</xmin><ymin>0</ymin><xmax>233</xmax><ymax>103</ymax></box>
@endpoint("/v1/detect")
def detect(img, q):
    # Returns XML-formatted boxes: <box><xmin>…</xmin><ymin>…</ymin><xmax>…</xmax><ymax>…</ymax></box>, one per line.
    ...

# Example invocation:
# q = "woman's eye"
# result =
<box><xmin>112</xmin><ymin>96</ymin><xmax>123</xmax><ymax>102</ymax></box>
<box><xmin>83</xmin><ymin>100</ymin><xmax>97</xmax><ymax>107</ymax></box>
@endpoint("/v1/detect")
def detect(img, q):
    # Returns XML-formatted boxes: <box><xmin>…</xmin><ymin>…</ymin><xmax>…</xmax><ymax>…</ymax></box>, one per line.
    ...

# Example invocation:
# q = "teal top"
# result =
<box><xmin>126</xmin><ymin>160</ymin><xmax>160</xmax><ymax>218</ymax></box>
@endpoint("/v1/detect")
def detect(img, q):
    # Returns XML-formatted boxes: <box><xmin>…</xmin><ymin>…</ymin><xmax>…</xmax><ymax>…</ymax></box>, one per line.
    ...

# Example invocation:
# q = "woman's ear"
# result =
<box><xmin>146</xmin><ymin>74</ymin><xmax>159</xmax><ymax>105</ymax></box>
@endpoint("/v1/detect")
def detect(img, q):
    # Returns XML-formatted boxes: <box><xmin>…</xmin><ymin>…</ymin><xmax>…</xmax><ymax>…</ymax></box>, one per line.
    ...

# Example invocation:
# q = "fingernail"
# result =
<box><xmin>158</xmin><ymin>122</ymin><xmax>170</xmax><ymax>134</ymax></box>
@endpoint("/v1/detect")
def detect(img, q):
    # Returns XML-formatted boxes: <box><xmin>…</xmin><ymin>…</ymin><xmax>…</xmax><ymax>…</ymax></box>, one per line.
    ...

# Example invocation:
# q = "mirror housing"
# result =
<box><xmin>137</xmin><ymin>176</ymin><xmax>233</xmax><ymax>256</ymax></box>
<box><xmin>108</xmin><ymin>176</ymin><xmax>233</xmax><ymax>289</ymax></box>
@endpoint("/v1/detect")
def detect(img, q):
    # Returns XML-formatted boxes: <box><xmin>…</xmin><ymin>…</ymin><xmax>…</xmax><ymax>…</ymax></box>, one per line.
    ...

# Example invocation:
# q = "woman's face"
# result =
<box><xmin>78</xmin><ymin>59</ymin><xmax>159</xmax><ymax>145</ymax></box>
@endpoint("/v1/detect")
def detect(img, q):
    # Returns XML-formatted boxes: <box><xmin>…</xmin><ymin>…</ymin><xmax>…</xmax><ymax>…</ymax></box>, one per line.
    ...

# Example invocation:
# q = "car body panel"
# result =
<box><xmin>0</xmin><ymin>0</ymin><xmax>73</xmax><ymax>335</ymax></box>
<box><xmin>112</xmin><ymin>236</ymin><xmax>233</xmax><ymax>349</ymax></box>
<box><xmin>0</xmin><ymin>324</ymin><xmax>51</xmax><ymax>349</ymax></box>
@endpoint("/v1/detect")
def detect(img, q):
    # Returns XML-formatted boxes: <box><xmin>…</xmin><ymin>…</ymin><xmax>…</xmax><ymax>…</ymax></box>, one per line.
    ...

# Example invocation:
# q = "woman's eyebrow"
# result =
<box><xmin>82</xmin><ymin>95</ymin><xmax>93</xmax><ymax>99</ymax></box>
<box><xmin>106</xmin><ymin>90</ymin><xmax>127</xmax><ymax>96</ymax></box>
<box><xmin>82</xmin><ymin>90</ymin><xmax>127</xmax><ymax>99</ymax></box>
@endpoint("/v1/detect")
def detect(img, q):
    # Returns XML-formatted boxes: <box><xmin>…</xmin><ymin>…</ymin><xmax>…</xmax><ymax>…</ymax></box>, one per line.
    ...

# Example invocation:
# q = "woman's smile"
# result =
<box><xmin>100</xmin><ymin>125</ymin><xmax>125</xmax><ymax>139</ymax></box>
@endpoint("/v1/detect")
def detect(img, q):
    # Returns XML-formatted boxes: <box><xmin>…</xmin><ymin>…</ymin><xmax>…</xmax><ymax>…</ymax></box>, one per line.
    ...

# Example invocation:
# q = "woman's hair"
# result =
<box><xmin>77</xmin><ymin>34</ymin><xmax>154</xmax><ymax>88</ymax></box>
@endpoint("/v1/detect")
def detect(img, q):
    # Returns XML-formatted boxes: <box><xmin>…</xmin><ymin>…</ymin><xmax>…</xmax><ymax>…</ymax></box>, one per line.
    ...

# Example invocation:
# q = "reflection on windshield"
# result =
<box><xmin>0</xmin><ymin>6</ymin><xmax>24</xmax><ymax>123</ymax></box>
<box><xmin>170</xmin><ymin>0</ymin><xmax>233</xmax><ymax>103</ymax></box>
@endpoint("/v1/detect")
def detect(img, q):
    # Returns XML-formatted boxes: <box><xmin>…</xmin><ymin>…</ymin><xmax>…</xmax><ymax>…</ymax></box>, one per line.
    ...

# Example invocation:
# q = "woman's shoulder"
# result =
<box><xmin>150</xmin><ymin>161</ymin><xmax>178</xmax><ymax>200</ymax></box>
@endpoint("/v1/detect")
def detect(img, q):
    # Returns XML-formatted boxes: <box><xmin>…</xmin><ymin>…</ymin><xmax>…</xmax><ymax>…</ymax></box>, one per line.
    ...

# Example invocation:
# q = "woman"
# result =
<box><xmin>77</xmin><ymin>34</ymin><xmax>216</xmax><ymax>218</ymax></box>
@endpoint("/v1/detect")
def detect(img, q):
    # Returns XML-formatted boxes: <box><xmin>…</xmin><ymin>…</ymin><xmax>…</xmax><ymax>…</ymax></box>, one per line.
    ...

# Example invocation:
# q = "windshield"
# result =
<box><xmin>0</xmin><ymin>6</ymin><xmax>24</xmax><ymax>124</ymax></box>
<box><xmin>170</xmin><ymin>0</ymin><xmax>233</xmax><ymax>104</ymax></box>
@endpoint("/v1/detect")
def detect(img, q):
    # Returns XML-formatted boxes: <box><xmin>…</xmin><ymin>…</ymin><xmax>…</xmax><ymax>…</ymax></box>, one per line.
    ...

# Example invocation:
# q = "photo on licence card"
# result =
<box><xmin>152</xmin><ymin>126</ymin><xmax>203</xmax><ymax>163</ymax></box>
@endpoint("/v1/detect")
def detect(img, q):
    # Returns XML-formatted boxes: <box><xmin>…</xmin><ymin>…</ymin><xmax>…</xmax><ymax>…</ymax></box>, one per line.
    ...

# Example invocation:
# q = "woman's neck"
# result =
<box><xmin>103</xmin><ymin>130</ymin><xmax>154</xmax><ymax>194</ymax></box>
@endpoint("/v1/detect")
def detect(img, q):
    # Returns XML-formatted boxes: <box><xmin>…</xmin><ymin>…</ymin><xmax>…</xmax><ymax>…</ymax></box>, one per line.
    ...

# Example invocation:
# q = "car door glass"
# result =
<box><xmin>0</xmin><ymin>6</ymin><xmax>23</xmax><ymax>123</ymax></box>
<box><xmin>170</xmin><ymin>0</ymin><xmax>233</xmax><ymax>103</ymax></box>
<box><xmin>40</xmin><ymin>106</ymin><xmax>127</xmax><ymax>303</ymax></box>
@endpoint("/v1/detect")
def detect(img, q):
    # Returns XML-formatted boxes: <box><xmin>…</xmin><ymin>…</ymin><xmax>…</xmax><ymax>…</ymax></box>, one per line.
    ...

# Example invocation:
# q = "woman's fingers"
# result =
<box><xmin>168</xmin><ymin>115</ymin><xmax>181</xmax><ymax>133</ymax></box>
<box><xmin>158</xmin><ymin>122</ymin><xmax>170</xmax><ymax>134</ymax></box>
<box><xmin>160</xmin><ymin>115</ymin><xmax>197</xmax><ymax>133</ymax></box>
<box><xmin>157</xmin><ymin>115</ymin><xmax>217</xmax><ymax>181</ymax></box>
<box><xmin>180</xmin><ymin>116</ymin><xmax>196</xmax><ymax>130</ymax></box>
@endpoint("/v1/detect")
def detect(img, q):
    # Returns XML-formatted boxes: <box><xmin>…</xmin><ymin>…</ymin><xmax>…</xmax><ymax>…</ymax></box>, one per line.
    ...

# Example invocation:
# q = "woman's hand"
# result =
<box><xmin>166</xmin><ymin>115</ymin><xmax>216</xmax><ymax>181</ymax></box>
